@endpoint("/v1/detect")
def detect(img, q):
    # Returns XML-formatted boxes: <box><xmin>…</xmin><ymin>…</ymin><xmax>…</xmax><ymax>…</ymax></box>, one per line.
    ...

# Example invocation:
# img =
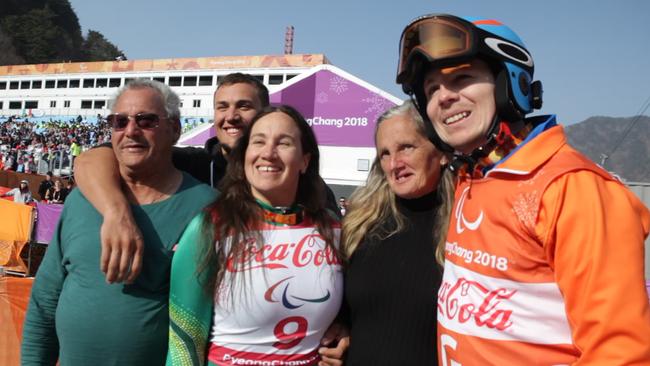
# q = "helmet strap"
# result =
<box><xmin>494</xmin><ymin>68</ymin><xmax>525</xmax><ymax>123</ymax></box>
<box><xmin>448</xmin><ymin>112</ymin><xmax>499</xmax><ymax>174</ymax></box>
<box><xmin>448</xmin><ymin>115</ymin><xmax>526</xmax><ymax>176</ymax></box>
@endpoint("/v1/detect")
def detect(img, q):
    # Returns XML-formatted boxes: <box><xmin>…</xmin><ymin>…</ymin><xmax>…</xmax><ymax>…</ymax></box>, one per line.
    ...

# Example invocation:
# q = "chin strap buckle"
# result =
<box><xmin>494</xmin><ymin>122</ymin><xmax>513</xmax><ymax>145</ymax></box>
<box><xmin>448</xmin><ymin>121</ymin><xmax>511</xmax><ymax>177</ymax></box>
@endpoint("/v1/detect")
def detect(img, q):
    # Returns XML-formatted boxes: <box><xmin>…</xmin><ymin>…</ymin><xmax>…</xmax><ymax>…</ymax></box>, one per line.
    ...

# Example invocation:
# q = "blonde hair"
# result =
<box><xmin>341</xmin><ymin>101</ymin><xmax>454</xmax><ymax>265</ymax></box>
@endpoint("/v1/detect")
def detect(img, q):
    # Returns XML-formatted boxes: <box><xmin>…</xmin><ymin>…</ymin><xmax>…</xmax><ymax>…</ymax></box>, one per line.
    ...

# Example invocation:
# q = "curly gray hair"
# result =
<box><xmin>110</xmin><ymin>78</ymin><xmax>181</xmax><ymax>122</ymax></box>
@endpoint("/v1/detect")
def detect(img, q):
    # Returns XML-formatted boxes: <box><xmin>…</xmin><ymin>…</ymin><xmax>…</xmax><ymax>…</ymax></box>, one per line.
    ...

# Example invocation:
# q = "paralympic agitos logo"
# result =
<box><xmin>455</xmin><ymin>186</ymin><xmax>484</xmax><ymax>234</ymax></box>
<box><xmin>264</xmin><ymin>275</ymin><xmax>332</xmax><ymax>309</ymax></box>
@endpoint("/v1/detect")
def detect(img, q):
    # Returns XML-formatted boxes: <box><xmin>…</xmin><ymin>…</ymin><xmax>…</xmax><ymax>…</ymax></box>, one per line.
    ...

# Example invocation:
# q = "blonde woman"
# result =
<box><xmin>342</xmin><ymin>101</ymin><xmax>453</xmax><ymax>366</ymax></box>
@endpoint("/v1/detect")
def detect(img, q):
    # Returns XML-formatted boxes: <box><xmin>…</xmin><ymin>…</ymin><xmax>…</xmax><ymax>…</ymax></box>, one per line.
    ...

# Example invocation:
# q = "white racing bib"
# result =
<box><xmin>209</xmin><ymin>224</ymin><xmax>343</xmax><ymax>366</ymax></box>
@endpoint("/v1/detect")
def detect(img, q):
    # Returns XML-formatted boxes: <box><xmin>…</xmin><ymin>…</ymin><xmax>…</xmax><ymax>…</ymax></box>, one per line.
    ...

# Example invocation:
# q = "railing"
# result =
<box><xmin>35</xmin><ymin>149</ymin><xmax>74</xmax><ymax>176</ymax></box>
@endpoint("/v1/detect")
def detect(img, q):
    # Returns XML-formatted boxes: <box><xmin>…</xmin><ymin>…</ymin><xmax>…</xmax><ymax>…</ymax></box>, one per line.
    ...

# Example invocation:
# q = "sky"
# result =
<box><xmin>67</xmin><ymin>0</ymin><xmax>650</xmax><ymax>126</ymax></box>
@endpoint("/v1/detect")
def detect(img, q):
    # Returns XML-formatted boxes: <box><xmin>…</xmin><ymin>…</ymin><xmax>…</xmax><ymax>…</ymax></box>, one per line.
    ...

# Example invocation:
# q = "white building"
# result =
<box><xmin>0</xmin><ymin>54</ymin><xmax>329</xmax><ymax>120</ymax></box>
<box><xmin>0</xmin><ymin>54</ymin><xmax>404</xmax><ymax>194</ymax></box>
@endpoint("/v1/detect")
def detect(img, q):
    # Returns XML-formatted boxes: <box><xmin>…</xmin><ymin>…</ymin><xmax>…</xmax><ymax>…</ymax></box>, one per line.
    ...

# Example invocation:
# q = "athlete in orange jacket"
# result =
<box><xmin>396</xmin><ymin>14</ymin><xmax>650</xmax><ymax>365</ymax></box>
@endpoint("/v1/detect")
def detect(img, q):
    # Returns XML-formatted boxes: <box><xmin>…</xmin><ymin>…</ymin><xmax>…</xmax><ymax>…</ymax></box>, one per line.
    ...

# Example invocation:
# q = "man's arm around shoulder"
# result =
<box><xmin>74</xmin><ymin>145</ymin><xmax>144</xmax><ymax>283</ymax></box>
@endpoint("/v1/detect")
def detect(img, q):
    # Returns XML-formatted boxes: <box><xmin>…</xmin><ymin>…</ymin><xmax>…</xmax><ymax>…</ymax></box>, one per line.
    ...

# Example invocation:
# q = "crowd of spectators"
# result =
<box><xmin>0</xmin><ymin>115</ymin><xmax>112</xmax><ymax>173</ymax></box>
<box><xmin>0</xmin><ymin>113</ymin><xmax>205</xmax><ymax>205</ymax></box>
<box><xmin>35</xmin><ymin>171</ymin><xmax>75</xmax><ymax>204</ymax></box>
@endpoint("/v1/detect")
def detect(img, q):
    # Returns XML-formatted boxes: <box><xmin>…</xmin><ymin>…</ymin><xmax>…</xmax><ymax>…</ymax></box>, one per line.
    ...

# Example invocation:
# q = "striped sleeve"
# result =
<box><xmin>167</xmin><ymin>214</ymin><xmax>215</xmax><ymax>366</ymax></box>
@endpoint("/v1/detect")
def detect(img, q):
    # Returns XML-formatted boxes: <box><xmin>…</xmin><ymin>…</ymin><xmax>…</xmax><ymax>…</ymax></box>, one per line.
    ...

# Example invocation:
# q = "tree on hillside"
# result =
<box><xmin>0</xmin><ymin>0</ymin><xmax>48</xmax><ymax>18</ymax></box>
<box><xmin>45</xmin><ymin>0</ymin><xmax>83</xmax><ymax>54</ymax></box>
<box><xmin>0</xmin><ymin>28</ymin><xmax>25</xmax><ymax>65</ymax></box>
<box><xmin>1</xmin><ymin>8</ymin><xmax>62</xmax><ymax>64</ymax></box>
<box><xmin>82</xmin><ymin>30</ymin><xmax>126</xmax><ymax>61</ymax></box>
<box><xmin>0</xmin><ymin>0</ymin><xmax>126</xmax><ymax>65</ymax></box>
<box><xmin>0</xmin><ymin>0</ymin><xmax>84</xmax><ymax>64</ymax></box>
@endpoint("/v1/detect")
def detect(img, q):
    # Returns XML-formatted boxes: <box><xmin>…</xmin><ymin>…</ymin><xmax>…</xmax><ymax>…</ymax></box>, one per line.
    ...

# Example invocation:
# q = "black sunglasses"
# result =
<box><xmin>106</xmin><ymin>113</ymin><xmax>164</xmax><ymax>130</ymax></box>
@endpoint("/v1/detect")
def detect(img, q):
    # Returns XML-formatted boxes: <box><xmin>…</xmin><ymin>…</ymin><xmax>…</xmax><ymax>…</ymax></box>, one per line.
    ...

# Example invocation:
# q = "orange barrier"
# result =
<box><xmin>0</xmin><ymin>198</ymin><xmax>34</xmax><ymax>274</ymax></box>
<box><xmin>0</xmin><ymin>276</ymin><xmax>34</xmax><ymax>366</ymax></box>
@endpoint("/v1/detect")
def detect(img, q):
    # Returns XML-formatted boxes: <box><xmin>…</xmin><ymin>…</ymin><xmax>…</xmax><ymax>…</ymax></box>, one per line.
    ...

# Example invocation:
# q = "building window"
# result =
<box><xmin>50</xmin><ymin>100</ymin><xmax>56</xmax><ymax>108</ymax></box>
<box><xmin>153</xmin><ymin>77</ymin><xmax>165</xmax><ymax>83</ymax></box>
<box><xmin>0</xmin><ymin>101</ymin><xmax>3</xmax><ymax>109</ymax></box>
<box><xmin>286</xmin><ymin>74</ymin><xmax>298</xmax><ymax>81</ymax></box>
<box><xmin>0</xmin><ymin>81</ymin><xmax>6</xmax><ymax>89</ymax></box>
<box><xmin>109</xmin><ymin>78</ymin><xmax>121</xmax><ymax>87</ymax></box>
<box><xmin>169</xmin><ymin>76</ymin><xmax>182</xmax><ymax>87</ymax></box>
<box><xmin>69</xmin><ymin>79</ymin><xmax>80</xmax><ymax>88</ymax></box>
<box><xmin>57</xmin><ymin>80</ymin><xmax>68</xmax><ymax>88</ymax></box>
<box><xmin>179</xmin><ymin>101</ymin><xmax>183</xmax><ymax>108</ymax></box>
<box><xmin>64</xmin><ymin>100</ymin><xmax>71</xmax><ymax>108</ymax></box>
<box><xmin>183</xmin><ymin>76</ymin><xmax>197</xmax><ymax>87</ymax></box>
<box><xmin>192</xmin><ymin>99</ymin><xmax>201</xmax><ymax>108</ymax></box>
<box><xmin>81</xmin><ymin>100</ymin><xmax>93</xmax><ymax>109</ymax></box>
<box><xmin>32</xmin><ymin>80</ymin><xmax>42</xmax><ymax>89</ymax></box>
<box><xmin>199</xmin><ymin>76</ymin><xmax>213</xmax><ymax>86</ymax></box>
<box><xmin>45</xmin><ymin>80</ymin><xmax>55</xmax><ymax>89</ymax></box>
<box><xmin>96</xmin><ymin>78</ymin><xmax>108</xmax><ymax>88</ymax></box>
<box><xmin>216</xmin><ymin>75</ymin><xmax>226</xmax><ymax>85</ymax></box>
<box><xmin>9</xmin><ymin>101</ymin><xmax>21</xmax><ymax>109</ymax></box>
<box><xmin>24</xmin><ymin>101</ymin><xmax>38</xmax><ymax>109</ymax></box>
<box><xmin>83</xmin><ymin>79</ymin><xmax>95</xmax><ymax>88</ymax></box>
<box><xmin>20</xmin><ymin>81</ymin><xmax>31</xmax><ymax>89</ymax></box>
<box><xmin>252</xmin><ymin>75</ymin><xmax>264</xmax><ymax>83</ymax></box>
<box><xmin>269</xmin><ymin>75</ymin><xmax>283</xmax><ymax>85</ymax></box>
<box><xmin>9</xmin><ymin>81</ymin><xmax>19</xmax><ymax>89</ymax></box>
<box><xmin>124</xmin><ymin>78</ymin><xmax>134</xmax><ymax>85</ymax></box>
<box><xmin>94</xmin><ymin>100</ymin><xmax>106</xmax><ymax>109</ymax></box>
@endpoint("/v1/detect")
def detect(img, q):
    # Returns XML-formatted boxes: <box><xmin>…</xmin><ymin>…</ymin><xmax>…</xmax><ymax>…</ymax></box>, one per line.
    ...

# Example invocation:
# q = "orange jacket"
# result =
<box><xmin>438</xmin><ymin>123</ymin><xmax>650</xmax><ymax>365</ymax></box>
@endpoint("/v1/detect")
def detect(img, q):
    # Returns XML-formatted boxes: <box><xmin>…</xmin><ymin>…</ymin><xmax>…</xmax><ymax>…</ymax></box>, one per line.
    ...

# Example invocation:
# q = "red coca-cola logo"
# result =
<box><xmin>226</xmin><ymin>234</ymin><xmax>340</xmax><ymax>272</ymax></box>
<box><xmin>438</xmin><ymin>277</ymin><xmax>516</xmax><ymax>331</ymax></box>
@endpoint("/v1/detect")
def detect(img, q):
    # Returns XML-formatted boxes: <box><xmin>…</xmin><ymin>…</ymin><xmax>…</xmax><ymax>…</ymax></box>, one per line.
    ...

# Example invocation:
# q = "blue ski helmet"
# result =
<box><xmin>397</xmin><ymin>14</ymin><xmax>543</xmax><ymax>151</ymax></box>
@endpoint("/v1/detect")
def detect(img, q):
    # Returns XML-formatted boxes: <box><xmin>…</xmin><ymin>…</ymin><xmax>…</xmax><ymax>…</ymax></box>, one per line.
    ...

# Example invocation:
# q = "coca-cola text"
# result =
<box><xmin>438</xmin><ymin>277</ymin><xmax>516</xmax><ymax>331</ymax></box>
<box><xmin>226</xmin><ymin>234</ymin><xmax>340</xmax><ymax>272</ymax></box>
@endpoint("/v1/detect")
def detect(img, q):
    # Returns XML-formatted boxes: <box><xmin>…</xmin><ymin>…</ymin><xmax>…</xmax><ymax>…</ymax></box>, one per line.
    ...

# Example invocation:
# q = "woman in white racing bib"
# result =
<box><xmin>167</xmin><ymin>105</ymin><xmax>343</xmax><ymax>366</ymax></box>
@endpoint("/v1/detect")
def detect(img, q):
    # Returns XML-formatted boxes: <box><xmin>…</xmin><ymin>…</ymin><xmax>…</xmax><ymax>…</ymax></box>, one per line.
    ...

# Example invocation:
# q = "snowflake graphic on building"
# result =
<box><xmin>316</xmin><ymin>92</ymin><xmax>329</xmax><ymax>104</ymax></box>
<box><xmin>363</xmin><ymin>94</ymin><xmax>395</xmax><ymax>121</ymax></box>
<box><xmin>329</xmin><ymin>76</ymin><xmax>348</xmax><ymax>95</ymax></box>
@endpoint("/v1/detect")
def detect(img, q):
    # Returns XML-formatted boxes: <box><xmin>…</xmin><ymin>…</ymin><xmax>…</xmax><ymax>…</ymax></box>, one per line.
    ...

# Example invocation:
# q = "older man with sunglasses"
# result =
<box><xmin>75</xmin><ymin>73</ymin><xmax>339</xmax><ymax>284</ymax></box>
<box><xmin>21</xmin><ymin>80</ymin><xmax>215</xmax><ymax>366</ymax></box>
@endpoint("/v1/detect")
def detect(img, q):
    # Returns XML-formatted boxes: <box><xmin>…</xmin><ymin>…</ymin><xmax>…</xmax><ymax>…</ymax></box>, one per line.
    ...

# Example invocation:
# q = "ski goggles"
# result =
<box><xmin>396</xmin><ymin>14</ymin><xmax>533</xmax><ymax>85</ymax></box>
<box><xmin>107</xmin><ymin>113</ymin><xmax>163</xmax><ymax>130</ymax></box>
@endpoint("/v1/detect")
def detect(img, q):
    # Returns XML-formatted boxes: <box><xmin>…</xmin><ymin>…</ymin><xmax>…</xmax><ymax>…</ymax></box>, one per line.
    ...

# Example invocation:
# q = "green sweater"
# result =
<box><xmin>21</xmin><ymin>173</ymin><xmax>216</xmax><ymax>366</ymax></box>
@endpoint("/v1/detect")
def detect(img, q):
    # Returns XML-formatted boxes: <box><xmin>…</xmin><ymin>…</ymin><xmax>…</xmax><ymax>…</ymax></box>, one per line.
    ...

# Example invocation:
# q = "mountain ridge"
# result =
<box><xmin>564</xmin><ymin>115</ymin><xmax>650</xmax><ymax>182</ymax></box>
<box><xmin>0</xmin><ymin>0</ymin><xmax>125</xmax><ymax>65</ymax></box>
